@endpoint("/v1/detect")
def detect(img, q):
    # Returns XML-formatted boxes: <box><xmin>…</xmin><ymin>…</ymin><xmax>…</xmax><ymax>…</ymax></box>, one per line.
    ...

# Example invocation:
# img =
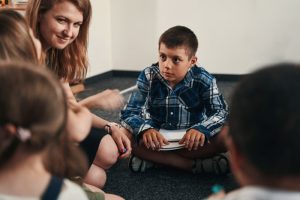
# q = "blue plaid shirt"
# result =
<box><xmin>120</xmin><ymin>63</ymin><xmax>228</xmax><ymax>140</ymax></box>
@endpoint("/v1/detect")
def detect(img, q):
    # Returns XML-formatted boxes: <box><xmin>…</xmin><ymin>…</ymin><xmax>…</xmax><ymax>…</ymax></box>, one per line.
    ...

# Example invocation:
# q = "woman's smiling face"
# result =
<box><xmin>39</xmin><ymin>1</ymin><xmax>83</xmax><ymax>50</ymax></box>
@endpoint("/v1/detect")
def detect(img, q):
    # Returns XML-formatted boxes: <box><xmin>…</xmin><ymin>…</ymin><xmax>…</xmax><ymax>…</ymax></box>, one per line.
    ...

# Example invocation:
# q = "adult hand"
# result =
<box><xmin>142</xmin><ymin>128</ymin><xmax>169</xmax><ymax>151</ymax></box>
<box><xmin>110</xmin><ymin>125</ymin><xmax>132</xmax><ymax>159</ymax></box>
<box><xmin>84</xmin><ymin>89</ymin><xmax>125</xmax><ymax>111</ymax></box>
<box><xmin>179</xmin><ymin>129</ymin><xmax>205</xmax><ymax>151</ymax></box>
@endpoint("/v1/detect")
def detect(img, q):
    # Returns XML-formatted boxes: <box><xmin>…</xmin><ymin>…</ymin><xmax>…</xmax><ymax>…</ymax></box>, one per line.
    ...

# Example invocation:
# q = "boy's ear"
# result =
<box><xmin>190</xmin><ymin>56</ymin><xmax>197</xmax><ymax>66</ymax></box>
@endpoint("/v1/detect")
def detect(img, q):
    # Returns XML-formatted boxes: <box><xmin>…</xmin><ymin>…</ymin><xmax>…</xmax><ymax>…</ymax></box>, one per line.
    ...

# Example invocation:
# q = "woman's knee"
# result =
<box><xmin>94</xmin><ymin>135</ymin><xmax>119</xmax><ymax>168</ymax></box>
<box><xmin>85</xmin><ymin>164</ymin><xmax>107</xmax><ymax>189</ymax></box>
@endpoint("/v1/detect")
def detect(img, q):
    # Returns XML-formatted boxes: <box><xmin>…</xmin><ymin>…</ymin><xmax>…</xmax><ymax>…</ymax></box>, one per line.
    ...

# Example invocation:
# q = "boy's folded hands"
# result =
<box><xmin>141</xmin><ymin>128</ymin><xmax>205</xmax><ymax>151</ymax></box>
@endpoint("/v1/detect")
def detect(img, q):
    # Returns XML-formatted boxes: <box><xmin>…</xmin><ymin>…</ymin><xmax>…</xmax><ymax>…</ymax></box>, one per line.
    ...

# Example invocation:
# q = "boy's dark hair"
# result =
<box><xmin>159</xmin><ymin>25</ymin><xmax>198</xmax><ymax>59</ymax></box>
<box><xmin>229</xmin><ymin>63</ymin><xmax>300</xmax><ymax>177</ymax></box>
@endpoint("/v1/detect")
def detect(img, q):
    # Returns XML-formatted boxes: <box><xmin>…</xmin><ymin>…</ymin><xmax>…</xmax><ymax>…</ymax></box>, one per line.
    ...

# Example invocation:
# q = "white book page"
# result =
<box><xmin>160</xmin><ymin>142</ymin><xmax>185</xmax><ymax>151</ymax></box>
<box><xmin>159</xmin><ymin>129</ymin><xmax>186</xmax><ymax>151</ymax></box>
<box><xmin>159</xmin><ymin>129</ymin><xmax>186</xmax><ymax>142</ymax></box>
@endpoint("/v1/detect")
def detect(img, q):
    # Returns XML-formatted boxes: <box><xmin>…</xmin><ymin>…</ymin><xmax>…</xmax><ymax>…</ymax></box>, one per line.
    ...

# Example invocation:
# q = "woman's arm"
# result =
<box><xmin>63</xmin><ymin>82</ymin><xmax>107</xmax><ymax>142</ymax></box>
<box><xmin>66</xmin><ymin>99</ymin><xmax>92</xmax><ymax>142</ymax></box>
<box><xmin>79</xmin><ymin>89</ymin><xmax>124</xmax><ymax>111</ymax></box>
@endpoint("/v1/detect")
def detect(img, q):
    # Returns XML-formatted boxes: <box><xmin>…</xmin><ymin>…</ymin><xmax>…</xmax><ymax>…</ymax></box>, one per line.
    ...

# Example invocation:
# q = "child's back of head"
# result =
<box><xmin>229</xmin><ymin>63</ymin><xmax>300</xmax><ymax>178</ymax></box>
<box><xmin>0</xmin><ymin>9</ymin><xmax>39</xmax><ymax>64</ymax></box>
<box><xmin>0</xmin><ymin>62</ymin><xmax>66</xmax><ymax>165</ymax></box>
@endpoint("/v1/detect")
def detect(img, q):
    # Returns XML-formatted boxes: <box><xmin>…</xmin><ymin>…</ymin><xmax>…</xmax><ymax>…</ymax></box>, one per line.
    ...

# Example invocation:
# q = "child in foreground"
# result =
<box><xmin>119</xmin><ymin>25</ymin><xmax>229</xmax><ymax>174</ymax></box>
<box><xmin>0</xmin><ymin>62</ymin><xmax>88</xmax><ymax>199</ymax></box>
<box><xmin>207</xmin><ymin>63</ymin><xmax>300</xmax><ymax>199</ymax></box>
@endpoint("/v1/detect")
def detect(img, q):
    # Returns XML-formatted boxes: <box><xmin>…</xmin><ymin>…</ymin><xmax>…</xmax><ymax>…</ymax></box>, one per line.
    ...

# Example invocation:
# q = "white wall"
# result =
<box><xmin>88</xmin><ymin>0</ymin><xmax>300</xmax><ymax>76</ymax></box>
<box><xmin>110</xmin><ymin>0</ymin><xmax>157</xmax><ymax>71</ymax></box>
<box><xmin>87</xmin><ymin>0</ymin><xmax>111</xmax><ymax>77</ymax></box>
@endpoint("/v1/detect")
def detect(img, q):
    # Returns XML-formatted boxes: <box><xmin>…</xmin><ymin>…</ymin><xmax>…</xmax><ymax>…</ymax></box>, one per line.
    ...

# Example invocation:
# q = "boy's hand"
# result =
<box><xmin>142</xmin><ymin>128</ymin><xmax>169</xmax><ymax>150</ymax></box>
<box><xmin>179</xmin><ymin>129</ymin><xmax>205</xmax><ymax>151</ymax></box>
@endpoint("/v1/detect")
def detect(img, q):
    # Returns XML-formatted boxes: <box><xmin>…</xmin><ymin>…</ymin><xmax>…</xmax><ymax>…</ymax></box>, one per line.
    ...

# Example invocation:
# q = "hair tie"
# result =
<box><xmin>17</xmin><ymin>127</ymin><xmax>31</xmax><ymax>142</ymax></box>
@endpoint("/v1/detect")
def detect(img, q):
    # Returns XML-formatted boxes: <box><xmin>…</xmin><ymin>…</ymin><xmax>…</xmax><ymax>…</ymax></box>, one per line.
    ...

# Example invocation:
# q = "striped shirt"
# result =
<box><xmin>120</xmin><ymin>63</ymin><xmax>228</xmax><ymax>140</ymax></box>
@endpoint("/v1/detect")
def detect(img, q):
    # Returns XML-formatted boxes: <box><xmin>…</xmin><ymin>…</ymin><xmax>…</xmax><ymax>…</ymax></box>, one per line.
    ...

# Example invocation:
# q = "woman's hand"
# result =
<box><xmin>80</xmin><ymin>89</ymin><xmax>125</xmax><ymax>111</ymax></box>
<box><xmin>179</xmin><ymin>129</ymin><xmax>206</xmax><ymax>151</ymax></box>
<box><xmin>110</xmin><ymin>125</ymin><xmax>132</xmax><ymax>159</ymax></box>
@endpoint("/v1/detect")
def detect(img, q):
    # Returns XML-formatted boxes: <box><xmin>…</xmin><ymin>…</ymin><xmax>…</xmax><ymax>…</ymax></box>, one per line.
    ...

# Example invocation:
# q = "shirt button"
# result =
<box><xmin>170</xmin><ymin>112</ymin><xmax>174</xmax><ymax>115</ymax></box>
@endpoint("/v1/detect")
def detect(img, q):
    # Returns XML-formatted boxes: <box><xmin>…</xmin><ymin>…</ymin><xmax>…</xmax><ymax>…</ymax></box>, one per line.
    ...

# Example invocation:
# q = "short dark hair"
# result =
<box><xmin>159</xmin><ymin>25</ymin><xmax>198</xmax><ymax>59</ymax></box>
<box><xmin>229</xmin><ymin>63</ymin><xmax>300</xmax><ymax>177</ymax></box>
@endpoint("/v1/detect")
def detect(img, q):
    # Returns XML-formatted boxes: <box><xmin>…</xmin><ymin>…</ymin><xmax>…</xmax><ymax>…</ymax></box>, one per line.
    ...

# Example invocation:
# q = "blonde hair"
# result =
<box><xmin>0</xmin><ymin>10</ymin><xmax>39</xmax><ymax>64</ymax></box>
<box><xmin>26</xmin><ymin>0</ymin><xmax>92</xmax><ymax>83</ymax></box>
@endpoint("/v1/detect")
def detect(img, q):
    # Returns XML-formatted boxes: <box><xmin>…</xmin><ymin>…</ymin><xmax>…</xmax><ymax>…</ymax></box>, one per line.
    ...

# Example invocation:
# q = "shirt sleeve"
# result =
<box><xmin>189</xmin><ymin>78</ymin><xmax>228</xmax><ymax>139</ymax></box>
<box><xmin>120</xmin><ymin>69</ymin><xmax>158</xmax><ymax>140</ymax></box>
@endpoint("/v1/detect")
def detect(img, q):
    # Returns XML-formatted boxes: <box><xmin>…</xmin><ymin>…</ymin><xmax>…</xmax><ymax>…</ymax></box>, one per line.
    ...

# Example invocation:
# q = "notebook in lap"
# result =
<box><xmin>159</xmin><ymin>129</ymin><xmax>186</xmax><ymax>151</ymax></box>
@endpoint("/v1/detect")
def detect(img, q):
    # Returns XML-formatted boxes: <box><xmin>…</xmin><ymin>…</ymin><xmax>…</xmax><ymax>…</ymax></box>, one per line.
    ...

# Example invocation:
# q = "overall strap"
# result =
<box><xmin>41</xmin><ymin>176</ymin><xmax>63</xmax><ymax>200</ymax></box>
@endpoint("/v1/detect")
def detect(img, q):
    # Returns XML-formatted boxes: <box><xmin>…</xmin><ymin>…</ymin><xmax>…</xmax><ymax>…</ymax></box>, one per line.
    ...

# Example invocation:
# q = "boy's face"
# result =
<box><xmin>158</xmin><ymin>43</ymin><xmax>197</xmax><ymax>88</ymax></box>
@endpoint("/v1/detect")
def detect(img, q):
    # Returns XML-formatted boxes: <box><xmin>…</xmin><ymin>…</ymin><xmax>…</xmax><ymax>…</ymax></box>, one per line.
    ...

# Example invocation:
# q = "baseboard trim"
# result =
<box><xmin>84</xmin><ymin>71</ymin><xmax>114</xmax><ymax>85</ymax></box>
<box><xmin>213</xmin><ymin>74</ymin><xmax>243</xmax><ymax>82</ymax></box>
<box><xmin>112</xmin><ymin>70</ymin><xmax>140</xmax><ymax>77</ymax></box>
<box><xmin>85</xmin><ymin>70</ymin><xmax>243</xmax><ymax>84</ymax></box>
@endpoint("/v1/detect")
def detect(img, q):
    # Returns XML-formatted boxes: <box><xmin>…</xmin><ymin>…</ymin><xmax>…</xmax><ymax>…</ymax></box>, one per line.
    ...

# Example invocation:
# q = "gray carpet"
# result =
<box><xmin>76</xmin><ymin>75</ymin><xmax>238</xmax><ymax>200</ymax></box>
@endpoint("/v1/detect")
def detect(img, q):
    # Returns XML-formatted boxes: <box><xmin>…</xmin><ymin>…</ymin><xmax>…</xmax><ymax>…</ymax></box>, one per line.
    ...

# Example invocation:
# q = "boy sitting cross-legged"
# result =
<box><xmin>117</xmin><ymin>25</ymin><xmax>229</xmax><ymax>174</ymax></box>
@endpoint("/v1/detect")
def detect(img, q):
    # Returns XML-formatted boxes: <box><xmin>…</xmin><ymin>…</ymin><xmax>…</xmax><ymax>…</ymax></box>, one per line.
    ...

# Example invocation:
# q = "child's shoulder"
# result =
<box><xmin>139</xmin><ymin>63</ymin><xmax>160</xmax><ymax>80</ymax></box>
<box><xmin>190</xmin><ymin>65</ymin><xmax>215</xmax><ymax>81</ymax></box>
<box><xmin>144</xmin><ymin>62</ymin><xmax>159</xmax><ymax>73</ymax></box>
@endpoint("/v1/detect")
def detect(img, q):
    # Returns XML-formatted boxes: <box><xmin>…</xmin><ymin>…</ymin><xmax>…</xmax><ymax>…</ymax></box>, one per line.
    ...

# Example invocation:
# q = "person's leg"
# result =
<box><xmin>80</xmin><ymin>127</ymin><xmax>119</xmax><ymax>188</ymax></box>
<box><xmin>133</xmin><ymin>146</ymin><xmax>194</xmax><ymax>171</ymax></box>
<box><xmin>132</xmin><ymin>132</ymin><xmax>227</xmax><ymax>173</ymax></box>
<box><xmin>84</xmin><ymin>164</ymin><xmax>107</xmax><ymax>189</ymax></box>
<box><xmin>176</xmin><ymin>132</ymin><xmax>227</xmax><ymax>159</ymax></box>
<box><xmin>93</xmin><ymin>134</ymin><xmax>120</xmax><ymax>169</ymax></box>
<box><xmin>84</xmin><ymin>134</ymin><xmax>119</xmax><ymax>188</ymax></box>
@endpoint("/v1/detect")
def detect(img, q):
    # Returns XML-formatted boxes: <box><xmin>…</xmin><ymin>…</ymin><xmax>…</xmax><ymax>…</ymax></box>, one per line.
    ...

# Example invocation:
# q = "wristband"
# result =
<box><xmin>104</xmin><ymin>122</ymin><xmax>121</xmax><ymax>134</ymax></box>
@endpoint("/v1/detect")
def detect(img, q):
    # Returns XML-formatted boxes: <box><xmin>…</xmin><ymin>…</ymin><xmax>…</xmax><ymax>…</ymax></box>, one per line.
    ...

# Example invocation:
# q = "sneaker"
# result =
<box><xmin>192</xmin><ymin>153</ymin><xmax>230</xmax><ymax>175</ymax></box>
<box><xmin>128</xmin><ymin>155</ymin><xmax>154</xmax><ymax>173</ymax></box>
